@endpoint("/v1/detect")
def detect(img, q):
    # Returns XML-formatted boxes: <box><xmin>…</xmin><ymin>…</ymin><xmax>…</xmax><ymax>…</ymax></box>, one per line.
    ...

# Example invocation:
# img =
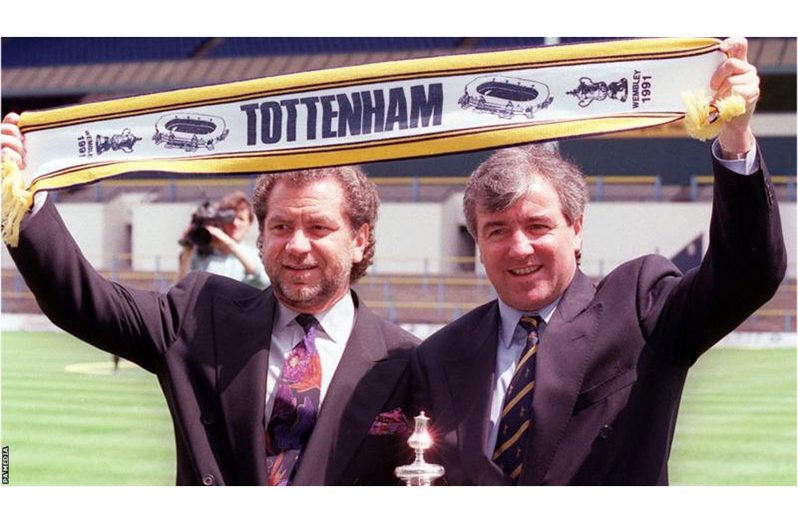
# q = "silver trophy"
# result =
<box><xmin>394</xmin><ymin>411</ymin><xmax>445</xmax><ymax>486</ymax></box>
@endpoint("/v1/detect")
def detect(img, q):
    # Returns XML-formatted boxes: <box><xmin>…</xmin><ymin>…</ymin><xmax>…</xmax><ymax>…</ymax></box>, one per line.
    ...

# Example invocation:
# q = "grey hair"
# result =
<box><xmin>463</xmin><ymin>144</ymin><xmax>588</xmax><ymax>239</ymax></box>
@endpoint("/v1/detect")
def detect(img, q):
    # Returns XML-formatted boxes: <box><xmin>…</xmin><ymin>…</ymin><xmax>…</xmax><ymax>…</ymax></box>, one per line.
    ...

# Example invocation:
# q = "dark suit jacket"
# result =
<box><xmin>9</xmin><ymin>199</ymin><xmax>419</xmax><ymax>485</ymax></box>
<box><xmin>413</xmin><ymin>153</ymin><xmax>786</xmax><ymax>485</ymax></box>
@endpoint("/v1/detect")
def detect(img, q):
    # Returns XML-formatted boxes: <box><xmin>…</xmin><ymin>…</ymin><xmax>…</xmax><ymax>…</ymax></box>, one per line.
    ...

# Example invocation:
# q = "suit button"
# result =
<box><xmin>202</xmin><ymin>474</ymin><xmax>216</xmax><ymax>486</ymax></box>
<box><xmin>202</xmin><ymin>412</ymin><xmax>216</xmax><ymax>425</ymax></box>
<box><xmin>599</xmin><ymin>425</ymin><xmax>613</xmax><ymax>440</ymax></box>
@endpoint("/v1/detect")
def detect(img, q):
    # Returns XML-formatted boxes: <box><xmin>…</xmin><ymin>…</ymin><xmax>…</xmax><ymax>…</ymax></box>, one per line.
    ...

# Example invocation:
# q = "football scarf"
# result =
<box><xmin>2</xmin><ymin>37</ymin><xmax>743</xmax><ymax>246</ymax></box>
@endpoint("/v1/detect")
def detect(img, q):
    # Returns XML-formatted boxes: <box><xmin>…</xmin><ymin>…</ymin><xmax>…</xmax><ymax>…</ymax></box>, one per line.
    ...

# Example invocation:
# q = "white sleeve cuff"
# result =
<box><xmin>712</xmin><ymin>139</ymin><xmax>759</xmax><ymax>175</ymax></box>
<box><xmin>30</xmin><ymin>191</ymin><xmax>48</xmax><ymax>215</ymax></box>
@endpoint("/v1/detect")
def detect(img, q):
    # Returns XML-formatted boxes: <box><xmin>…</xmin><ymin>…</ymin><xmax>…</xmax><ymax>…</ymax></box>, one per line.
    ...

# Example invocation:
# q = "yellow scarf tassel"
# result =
<box><xmin>1</xmin><ymin>159</ymin><xmax>33</xmax><ymax>248</ymax></box>
<box><xmin>682</xmin><ymin>90</ymin><xmax>747</xmax><ymax>141</ymax></box>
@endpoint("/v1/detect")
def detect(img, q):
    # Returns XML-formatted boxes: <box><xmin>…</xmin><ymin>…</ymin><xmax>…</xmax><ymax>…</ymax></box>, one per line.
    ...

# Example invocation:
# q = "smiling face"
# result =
<box><xmin>476</xmin><ymin>175</ymin><xmax>583</xmax><ymax>312</ymax></box>
<box><xmin>260</xmin><ymin>177</ymin><xmax>368</xmax><ymax>314</ymax></box>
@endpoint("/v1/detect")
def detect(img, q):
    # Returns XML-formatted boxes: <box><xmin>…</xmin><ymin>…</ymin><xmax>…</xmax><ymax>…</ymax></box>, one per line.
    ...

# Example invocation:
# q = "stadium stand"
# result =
<box><xmin>3</xmin><ymin>37</ymin><xmax>793</xmax><ymax>71</ymax></box>
<box><xmin>2</xmin><ymin>267</ymin><xmax>795</xmax><ymax>331</ymax></box>
<box><xmin>39</xmin><ymin>174</ymin><xmax>669</xmax><ymax>205</ymax></box>
<box><xmin>473</xmin><ymin>37</ymin><xmax>617</xmax><ymax>48</ymax></box>
<box><xmin>1</xmin><ymin>37</ymin><xmax>208</xmax><ymax>67</ymax></box>
<box><xmin>205</xmin><ymin>37</ymin><xmax>462</xmax><ymax>57</ymax></box>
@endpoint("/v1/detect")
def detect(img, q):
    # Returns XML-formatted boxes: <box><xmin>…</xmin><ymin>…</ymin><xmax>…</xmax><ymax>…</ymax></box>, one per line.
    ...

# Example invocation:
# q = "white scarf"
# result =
<box><xmin>2</xmin><ymin>37</ymin><xmax>743</xmax><ymax>246</ymax></box>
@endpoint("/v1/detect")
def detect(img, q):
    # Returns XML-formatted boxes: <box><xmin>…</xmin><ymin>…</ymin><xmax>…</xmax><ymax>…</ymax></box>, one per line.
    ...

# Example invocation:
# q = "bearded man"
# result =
<box><xmin>1</xmin><ymin>121</ymin><xmax>419</xmax><ymax>486</ymax></box>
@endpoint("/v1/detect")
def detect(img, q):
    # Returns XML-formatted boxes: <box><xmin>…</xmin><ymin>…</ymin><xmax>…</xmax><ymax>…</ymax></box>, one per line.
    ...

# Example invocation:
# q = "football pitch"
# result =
<box><xmin>1</xmin><ymin>331</ymin><xmax>795</xmax><ymax>485</ymax></box>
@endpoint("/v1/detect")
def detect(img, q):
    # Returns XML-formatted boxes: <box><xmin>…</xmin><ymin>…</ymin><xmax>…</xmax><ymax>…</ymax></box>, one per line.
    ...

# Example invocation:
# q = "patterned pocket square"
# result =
<box><xmin>368</xmin><ymin>407</ymin><xmax>412</xmax><ymax>436</ymax></box>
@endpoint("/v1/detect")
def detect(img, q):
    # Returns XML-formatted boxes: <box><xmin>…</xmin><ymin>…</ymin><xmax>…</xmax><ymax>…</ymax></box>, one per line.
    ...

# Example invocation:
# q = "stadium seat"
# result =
<box><xmin>2</xmin><ymin>37</ymin><xmax>208</xmax><ymax>68</ymax></box>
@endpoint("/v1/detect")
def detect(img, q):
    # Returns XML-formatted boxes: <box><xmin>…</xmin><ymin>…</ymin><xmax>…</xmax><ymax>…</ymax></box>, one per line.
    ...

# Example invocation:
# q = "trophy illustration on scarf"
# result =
<box><xmin>567</xmin><ymin>76</ymin><xmax>629</xmax><ymax>107</ymax></box>
<box><xmin>96</xmin><ymin>128</ymin><xmax>141</xmax><ymax>155</ymax></box>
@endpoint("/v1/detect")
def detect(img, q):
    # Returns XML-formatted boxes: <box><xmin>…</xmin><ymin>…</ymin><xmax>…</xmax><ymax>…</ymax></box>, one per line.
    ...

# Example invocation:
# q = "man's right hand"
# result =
<box><xmin>1</xmin><ymin>112</ymin><xmax>27</xmax><ymax>171</ymax></box>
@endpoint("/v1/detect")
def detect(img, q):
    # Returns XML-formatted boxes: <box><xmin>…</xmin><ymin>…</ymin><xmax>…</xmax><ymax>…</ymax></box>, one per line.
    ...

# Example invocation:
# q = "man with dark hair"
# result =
<box><xmin>412</xmin><ymin>37</ymin><xmax>786</xmax><ymax>485</ymax></box>
<box><xmin>0</xmin><ymin>120</ymin><xmax>418</xmax><ymax>485</ymax></box>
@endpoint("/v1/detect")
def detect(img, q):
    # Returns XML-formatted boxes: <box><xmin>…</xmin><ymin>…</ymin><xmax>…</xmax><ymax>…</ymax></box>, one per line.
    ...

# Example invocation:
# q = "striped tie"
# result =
<box><xmin>492</xmin><ymin>315</ymin><xmax>540</xmax><ymax>483</ymax></box>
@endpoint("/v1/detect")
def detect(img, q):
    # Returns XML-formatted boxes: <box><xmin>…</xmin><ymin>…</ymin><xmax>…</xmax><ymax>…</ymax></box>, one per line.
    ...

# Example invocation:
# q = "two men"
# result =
<box><xmin>412</xmin><ymin>37</ymin><xmax>786</xmax><ymax>485</ymax></box>
<box><xmin>2</xmin><ymin>37</ymin><xmax>785</xmax><ymax>486</ymax></box>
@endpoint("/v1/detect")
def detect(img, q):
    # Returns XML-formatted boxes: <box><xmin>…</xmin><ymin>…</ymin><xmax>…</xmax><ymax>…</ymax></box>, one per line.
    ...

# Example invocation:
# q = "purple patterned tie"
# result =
<box><xmin>265</xmin><ymin>314</ymin><xmax>321</xmax><ymax>486</ymax></box>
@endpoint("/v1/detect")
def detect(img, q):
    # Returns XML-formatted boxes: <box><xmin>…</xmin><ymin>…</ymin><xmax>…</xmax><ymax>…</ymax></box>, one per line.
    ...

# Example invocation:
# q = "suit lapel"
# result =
<box><xmin>521</xmin><ymin>270</ymin><xmax>601</xmax><ymax>485</ymax></box>
<box><xmin>442</xmin><ymin>302</ymin><xmax>509</xmax><ymax>485</ymax></box>
<box><xmin>216</xmin><ymin>287</ymin><xmax>277</xmax><ymax>485</ymax></box>
<box><xmin>293</xmin><ymin>299</ymin><xmax>405</xmax><ymax>485</ymax></box>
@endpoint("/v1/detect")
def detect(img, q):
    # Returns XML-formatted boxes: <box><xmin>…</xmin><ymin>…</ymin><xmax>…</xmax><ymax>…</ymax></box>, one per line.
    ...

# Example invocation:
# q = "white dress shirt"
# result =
<box><xmin>264</xmin><ymin>293</ymin><xmax>355</xmax><ymax>423</ymax></box>
<box><xmin>712</xmin><ymin>139</ymin><xmax>759</xmax><ymax>175</ymax></box>
<box><xmin>486</xmin><ymin>298</ymin><xmax>558</xmax><ymax>456</ymax></box>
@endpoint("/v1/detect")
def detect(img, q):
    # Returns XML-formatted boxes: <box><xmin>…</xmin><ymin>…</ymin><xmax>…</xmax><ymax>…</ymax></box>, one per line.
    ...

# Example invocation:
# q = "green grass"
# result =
<box><xmin>669</xmin><ymin>346</ymin><xmax>796</xmax><ymax>485</ymax></box>
<box><xmin>1</xmin><ymin>332</ymin><xmax>795</xmax><ymax>485</ymax></box>
<box><xmin>1</xmin><ymin>332</ymin><xmax>175</xmax><ymax>485</ymax></box>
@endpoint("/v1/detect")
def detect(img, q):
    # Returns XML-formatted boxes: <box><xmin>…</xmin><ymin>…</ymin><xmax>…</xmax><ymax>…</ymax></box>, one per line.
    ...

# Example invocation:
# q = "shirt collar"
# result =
<box><xmin>274</xmin><ymin>291</ymin><xmax>355</xmax><ymax>344</ymax></box>
<box><xmin>497</xmin><ymin>297</ymin><xmax>559</xmax><ymax>349</ymax></box>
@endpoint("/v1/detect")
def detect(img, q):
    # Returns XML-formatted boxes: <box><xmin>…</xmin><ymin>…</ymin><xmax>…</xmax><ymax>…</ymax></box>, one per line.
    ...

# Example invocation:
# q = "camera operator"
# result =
<box><xmin>178</xmin><ymin>191</ymin><xmax>269</xmax><ymax>289</ymax></box>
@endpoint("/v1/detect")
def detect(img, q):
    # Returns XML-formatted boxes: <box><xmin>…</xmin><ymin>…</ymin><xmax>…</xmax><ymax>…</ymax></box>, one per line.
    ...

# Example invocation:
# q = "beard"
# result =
<box><xmin>269</xmin><ymin>258</ymin><xmax>352</xmax><ymax>311</ymax></box>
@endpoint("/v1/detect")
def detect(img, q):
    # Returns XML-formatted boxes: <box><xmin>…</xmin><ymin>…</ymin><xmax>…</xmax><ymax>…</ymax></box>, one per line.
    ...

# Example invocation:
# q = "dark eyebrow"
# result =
<box><xmin>481</xmin><ymin>212</ymin><xmax>552</xmax><ymax>230</ymax></box>
<box><xmin>265</xmin><ymin>214</ymin><xmax>289</xmax><ymax>224</ymax></box>
<box><xmin>308</xmin><ymin>212</ymin><xmax>336</xmax><ymax>220</ymax></box>
<box><xmin>524</xmin><ymin>213</ymin><xmax>553</xmax><ymax>223</ymax></box>
<box><xmin>267</xmin><ymin>212</ymin><xmax>339</xmax><ymax>226</ymax></box>
<box><xmin>480</xmin><ymin>219</ymin><xmax>509</xmax><ymax>231</ymax></box>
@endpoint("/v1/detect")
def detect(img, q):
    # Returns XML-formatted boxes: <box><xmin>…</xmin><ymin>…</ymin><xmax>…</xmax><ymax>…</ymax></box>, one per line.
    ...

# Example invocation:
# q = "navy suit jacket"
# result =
<box><xmin>9</xmin><ymin>199</ymin><xmax>419</xmax><ymax>485</ymax></box>
<box><xmin>413</xmin><ymin>153</ymin><xmax>786</xmax><ymax>485</ymax></box>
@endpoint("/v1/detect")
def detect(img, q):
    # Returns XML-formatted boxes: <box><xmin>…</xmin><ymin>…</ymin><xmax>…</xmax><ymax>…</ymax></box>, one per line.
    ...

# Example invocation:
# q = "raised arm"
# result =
<box><xmin>3</xmin><ymin>112</ymin><xmax>201</xmax><ymax>371</ymax></box>
<box><xmin>639</xmin><ymin>38</ymin><xmax>786</xmax><ymax>365</ymax></box>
